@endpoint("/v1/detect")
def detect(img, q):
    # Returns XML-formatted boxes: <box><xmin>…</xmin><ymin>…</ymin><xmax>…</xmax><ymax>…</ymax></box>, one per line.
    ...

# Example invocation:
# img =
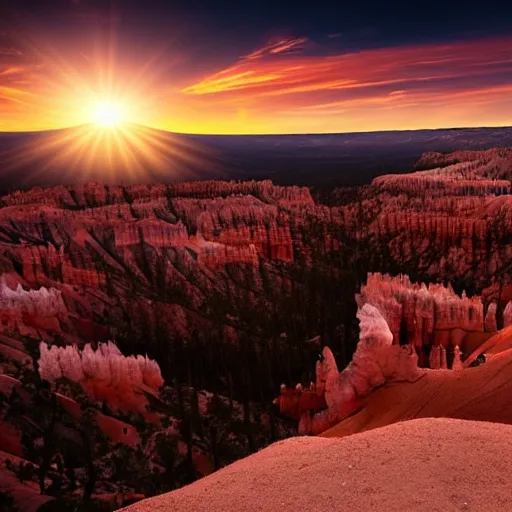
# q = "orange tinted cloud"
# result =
<box><xmin>169</xmin><ymin>36</ymin><xmax>512</xmax><ymax>134</ymax></box>
<box><xmin>1</xmin><ymin>32</ymin><xmax>512</xmax><ymax>134</ymax></box>
<box><xmin>182</xmin><ymin>37</ymin><xmax>310</xmax><ymax>95</ymax></box>
<box><xmin>0</xmin><ymin>66</ymin><xmax>25</xmax><ymax>78</ymax></box>
<box><xmin>183</xmin><ymin>37</ymin><xmax>512</xmax><ymax>98</ymax></box>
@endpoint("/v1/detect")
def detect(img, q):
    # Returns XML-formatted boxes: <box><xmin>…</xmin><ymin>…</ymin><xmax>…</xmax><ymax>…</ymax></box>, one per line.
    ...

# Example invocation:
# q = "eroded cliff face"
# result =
<box><xmin>0</xmin><ymin>277</ymin><xmax>68</xmax><ymax>339</ymax></box>
<box><xmin>356</xmin><ymin>272</ymin><xmax>500</xmax><ymax>366</ymax></box>
<box><xmin>0</xmin><ymin>147</ymin><xmax>508</xmax><ymax>332</ymax></box>
<box><xmin>276</xmin><ymin>302</ymin><xmax>426</xmax><ymax>435</ymax></box>
<box><xmin>276</xmin><ymin>272</ymin><xmax>511</xmax><ymax>435</ymax></box>
<box><xmin>0</xmin><ymin>181</ymin><xmax>318</xmax><ymax>357</ymax></box>
<box><xmin>340</xmin><ymin>151</ymin><xmax>512</xmax><ymax>292</ymax></box>
<box><xmin>0</xmin><ymin>149</ymin><xmax>509</xmax><ymax>370</ymax></box>
<box><xmin>38</xmin><ymin>341</ymin><xmax>164</xmax><ymax>415</ymax></box>
<box><xmin>414</xmin><ymin>148</ymin><xmax>512</xmax><ymax>175</ymax></box>
<box><xmin>0</xmin><ymin>149</ymin><xmax>510</xmax><ymax>507</ymax></box>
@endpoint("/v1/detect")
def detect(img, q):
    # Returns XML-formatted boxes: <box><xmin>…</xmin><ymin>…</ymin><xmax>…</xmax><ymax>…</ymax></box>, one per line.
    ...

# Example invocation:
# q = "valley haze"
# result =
<box><xmin>1</xmin><ymin>125</ymin><xmax>512</xmax><ymax>191</ymax></box>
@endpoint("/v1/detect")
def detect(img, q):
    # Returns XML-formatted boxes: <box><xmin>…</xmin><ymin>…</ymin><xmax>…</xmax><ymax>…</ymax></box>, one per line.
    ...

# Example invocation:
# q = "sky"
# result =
<box><xmin>1</xmin><ymin>0</ymin><xmax>512</xmax><ymax>134</ymax></box>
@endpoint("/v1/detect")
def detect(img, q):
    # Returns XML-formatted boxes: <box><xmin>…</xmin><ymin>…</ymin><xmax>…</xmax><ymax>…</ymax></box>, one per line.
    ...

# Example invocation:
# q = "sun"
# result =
<box><xmin>93</xmin><ymin>101</ymin><xmax>124</xmax><ymax>127</ymax></box>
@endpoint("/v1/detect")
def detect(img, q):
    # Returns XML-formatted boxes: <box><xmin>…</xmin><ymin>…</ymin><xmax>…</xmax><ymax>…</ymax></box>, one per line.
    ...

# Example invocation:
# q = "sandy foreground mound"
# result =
<box><xmin>120</xmin><ymin>418</ymin><xmax>512</xmax><ymax>512</ymax></box>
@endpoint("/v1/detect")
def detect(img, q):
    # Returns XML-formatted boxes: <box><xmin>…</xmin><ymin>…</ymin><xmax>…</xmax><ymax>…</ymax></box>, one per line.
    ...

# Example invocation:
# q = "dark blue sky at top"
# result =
<box><xmin>3</xmin><ymin>0</ymin><xmax>512</xmax><ymax>51</ymax></box>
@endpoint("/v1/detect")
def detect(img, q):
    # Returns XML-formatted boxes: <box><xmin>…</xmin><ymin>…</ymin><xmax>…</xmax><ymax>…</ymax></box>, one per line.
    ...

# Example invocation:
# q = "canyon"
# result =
<box><xmin>0</xmin><ymin>147</ymin><xmax>511</xmax><ymax>510</ymax></box>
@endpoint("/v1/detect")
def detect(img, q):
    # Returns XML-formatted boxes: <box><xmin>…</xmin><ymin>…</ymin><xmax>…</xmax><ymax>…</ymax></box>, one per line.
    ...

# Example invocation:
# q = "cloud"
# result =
<box><xmin>0</xmin><ymin>66</ymin><xmax>25</xmax><ymax>77</ymax></box>
<box><xmin>0</xmin><ymin>42</ymin><xmax>39</xmax><ymax>124</ymax></box>
<box><xmin>242</xmin><ymin>37</ymin><xmax>308</xmax><ymax>61</ymax></box>
<box><xmin>170</xmin><ymin>35</ymin><xmax>512</xmax><ymax>134</ymax></box>
<box><xmin>0</xmin><ymin>48</ymin><xmax>23</xmax><ymax>56</ymax></box>
<box><xmin>182</xmin><ymin>36</ymin><xmax>512</xmax><ymax>99</ymax></box>
<box><xmin>278</xmin><ymin>84</ymin><xmax>512</xmax><ymax>117</ymax></box>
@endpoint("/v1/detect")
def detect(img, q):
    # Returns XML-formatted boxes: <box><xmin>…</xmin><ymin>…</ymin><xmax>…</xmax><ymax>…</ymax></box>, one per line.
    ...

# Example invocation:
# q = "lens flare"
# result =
<box><xmin>93</xmin><ymin>102</ymin><xmax>123</xmax><ymax>127</ymax></box>
<box><xmin>0</xmin><ymin>19</ymin><xmax>219</xmax><ymax>185</ymax></box>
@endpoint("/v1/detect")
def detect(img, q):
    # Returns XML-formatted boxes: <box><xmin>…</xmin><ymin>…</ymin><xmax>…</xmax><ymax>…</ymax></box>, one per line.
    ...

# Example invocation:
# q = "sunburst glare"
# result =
<box><xmin>93</xmin><ymin>101</ymin><xmax>124</xmax><ymax>127</ymax></box>
<box><xmin>0</xmin><ymin>20</ymin><xmax>222</xmax><ymax>186</ymax></box>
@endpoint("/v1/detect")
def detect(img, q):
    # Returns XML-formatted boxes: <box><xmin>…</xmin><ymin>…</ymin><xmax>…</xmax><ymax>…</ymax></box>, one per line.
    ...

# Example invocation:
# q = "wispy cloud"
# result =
<box><xmin>0</xmin><ymin>66</ymin><xmax>25</xmax><ymax>77</ymax></box>
<box><xmin>243</xmin><ymin>37</ymin><xmax>308</xmax><ymax>61</ymax></box>
<box><xmin>170</xmin><ymin>36</ymin><xmax>512</xmax><ymax>134</ymax></box>
<box><xmin>0</xmin><ymin>48</ymin><xmax>23</xmax><ymax>56</ymax></box>
<box><xmin>182</xmin><ymin>36</ymin><xmax>512</xmax><ymax>98</ymax></box>
<box><xmin>280</xmin><ymin>84</ymin><xmax>512</xmax><ymax>115</ymax></box>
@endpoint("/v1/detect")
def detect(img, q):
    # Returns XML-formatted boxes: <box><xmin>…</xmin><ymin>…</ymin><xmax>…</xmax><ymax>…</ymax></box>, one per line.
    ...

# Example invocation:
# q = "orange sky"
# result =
<box><xmin>1</xmin><ymin>34</ymin><xmax>512</xmax><ymax>134</ymax></box>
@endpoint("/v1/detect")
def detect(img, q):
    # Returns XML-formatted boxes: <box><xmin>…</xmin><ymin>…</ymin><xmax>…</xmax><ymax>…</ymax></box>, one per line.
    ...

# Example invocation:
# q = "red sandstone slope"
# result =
<box><xmin>322</xmin><ymin>350</ymin><xmax>512</xmax><ymax>439</ymax></box>
<box><xmin>120</xmin><ymin>418</ymin><xmax>512</xmax><ymax>512</ymax></box>
<box><xmin>0</xmin><ymin>454</ymin><xmax>53</xmax><ymax>512</ymax></box>
<box><xmin>275</xmin><ymin>276</ymin><xmax>512</xmax><ymax>436</ymax></box>
<box><xmin>463</xmin><ymin>326</ymin><xmax>512</xmax><ymax>367</ymax></box>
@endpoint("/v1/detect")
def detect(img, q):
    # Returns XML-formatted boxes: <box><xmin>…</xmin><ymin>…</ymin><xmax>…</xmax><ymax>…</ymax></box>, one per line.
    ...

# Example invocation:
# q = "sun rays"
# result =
<box><xmin>0</xmin><ymin>122</ymin><xmax>220</xmax><ymax>187</ymax></box>
<box><xmin>0</xmin><ymin>14</ymin><xmax>223</xmax><ymax>186</ymax></box>
<box><xmin>0</xmin><ymin>5</ymin><xmax>178</xmax><ymax>133</ymax></box>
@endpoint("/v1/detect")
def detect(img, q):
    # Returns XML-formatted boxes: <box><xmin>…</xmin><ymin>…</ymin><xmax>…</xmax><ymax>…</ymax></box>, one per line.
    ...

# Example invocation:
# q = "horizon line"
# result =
<box><xmin>1</xmin><ymin>122</ymin><xmax>512</xmax><ymax>138</ymax></box>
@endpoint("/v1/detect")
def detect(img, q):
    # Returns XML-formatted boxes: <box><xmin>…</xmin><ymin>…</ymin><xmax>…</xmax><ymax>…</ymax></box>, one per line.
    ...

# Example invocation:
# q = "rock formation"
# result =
<box><xmin>485</xmin><ymin>303</ymin><xmax>498</xmax><ymax>332</ymax></box>
<box><xmin>38</xmin><ymin>341</ymin><xmax>164</xmax><ymax>414</ymax></box>
<box><xmin>504</xmin><ymin>302</ymin><xmax>512</xmax><ymax>328</ymax></box>
<box><xmin>0</xmin><ymin>279</ymin><xmax>66</xmax><ymax>318</ymax></box>
<box><xmin>356</xmin><ymin>273</ymin><xmax>492</xmax><ymax>365</ymax></box>
<box><xmin>0</xmin><ymin>278</ymin><xmax>67</xmax><ymax>336</ymax></box>
<box><xmin>452</xmin><ymin>345</ymin><xmax>463</xmax><ymax>370</ymax></box>
<box><xmin>276</xmin><ymin>303</ymin><xmax>425</xmax><ymax>435</ymax></box>
<box><xmin>276</xmin><ymin>267</ymin><xmax>512</xmax><ymax>433</ymax></box>
<box><xmin>114</xmin><ymin>220</ymin><xmax>189</xmax><ymax>248</ymax></box>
